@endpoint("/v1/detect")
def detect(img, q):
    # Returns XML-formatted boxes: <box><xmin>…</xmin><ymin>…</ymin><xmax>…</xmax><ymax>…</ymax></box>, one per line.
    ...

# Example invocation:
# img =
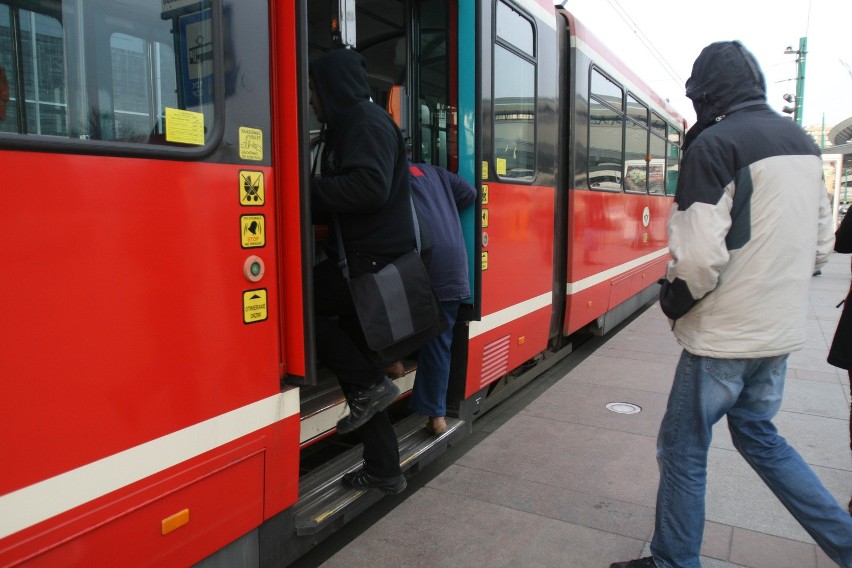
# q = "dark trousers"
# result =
<box><xmin>314</xmin><ymin>257</ymin><xmax>401</xmax><ymax>477</ymax></box>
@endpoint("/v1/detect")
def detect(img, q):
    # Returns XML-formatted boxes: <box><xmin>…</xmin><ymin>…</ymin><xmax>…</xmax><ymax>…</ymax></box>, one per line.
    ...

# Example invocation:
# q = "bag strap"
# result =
<box><xmin>332</xmin><ymin>198</ymin><xmax>419</xmax><ymax>282</ymax></box>
<box><xmin>334</xmin><ymin>196</ymin><xmax>420</xmax><ymax>282</ymax></box>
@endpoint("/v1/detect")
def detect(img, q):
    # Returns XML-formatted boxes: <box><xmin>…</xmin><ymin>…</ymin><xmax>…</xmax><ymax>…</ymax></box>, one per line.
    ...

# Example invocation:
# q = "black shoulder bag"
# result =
<box><xmin>334</xmin><ymin>202</ymin><xmax>447</xmax><ymax>365</ymax></box>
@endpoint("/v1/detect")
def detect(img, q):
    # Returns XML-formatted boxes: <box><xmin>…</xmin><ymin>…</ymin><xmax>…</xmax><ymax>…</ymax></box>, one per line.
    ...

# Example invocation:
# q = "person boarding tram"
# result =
<box><xmin>309</xmin><ymin>47</ymin><xmax>418</xmax><ymax>495</ymax></box>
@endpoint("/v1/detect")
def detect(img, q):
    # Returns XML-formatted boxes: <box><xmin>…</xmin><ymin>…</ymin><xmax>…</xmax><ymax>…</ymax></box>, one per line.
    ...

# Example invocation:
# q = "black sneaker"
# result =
<box><xmin>610</xmin><ymin>558</ymin><xmax>657</xmax><ymax>568</ymax></box>
<box><xmin>342</xmin><ymin>468</ymin><xmax>407</xmax><ymax>494</ymax></box>
<box><xmin>337</xmin><ymin>377</ymin><xmax>400</xmax><ymax>434</ymax></box>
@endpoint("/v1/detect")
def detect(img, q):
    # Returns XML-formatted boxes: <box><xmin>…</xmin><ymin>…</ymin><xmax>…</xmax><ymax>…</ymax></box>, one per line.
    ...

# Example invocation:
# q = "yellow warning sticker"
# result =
<box><xmin>241</xmin><ymin>215</ymin><xmax>266</xmax><ymax>248</ymax></box>
<box><xmin>496</xmin><ymin>158</ymin><xmax>507</xmax><ymax>176</ymax></box>
<box><xmin>243</xmin><ymin>289</ymin><xmax>268</xmax><ymax>324</ymax></box>
<box><xmin>239</xmin><ymin>127</ymin><xmax>263</xmax><ymax>161</ymax></box>
<box><xmin>239</xmin><ymin>170</ymin><xmax>265</xmax><ymax>206</ymax></box>
<box><xmin>481</xmin><ymin>251</ymin><xmax>489</xmax><ymax>271</ymax></box>
<box><xmin>482</xmin><ymin>184</ymin><xmax>489</xmax><ymax>205</ymax></box>
<box><xmin>481</xmin><ymin>161</ymin><xmax>489</xmax><ymax>180</ymax></box>
<box><xmin>481</xmin><ymin>209</ymin><xmax>489</xmax><ymax>228</ymax></box>
<box><xmin>164</xmin><ymin>107</ymin><xmax>205</xmax><ymax>145</ymax></box>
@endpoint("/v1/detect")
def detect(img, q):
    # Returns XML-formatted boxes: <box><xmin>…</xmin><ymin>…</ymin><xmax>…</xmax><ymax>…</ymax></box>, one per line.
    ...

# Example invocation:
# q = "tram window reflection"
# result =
<box><xmin>0</xmin><ymin>0</ymin><xmax>216</xmax><ymax>147</ymax></box>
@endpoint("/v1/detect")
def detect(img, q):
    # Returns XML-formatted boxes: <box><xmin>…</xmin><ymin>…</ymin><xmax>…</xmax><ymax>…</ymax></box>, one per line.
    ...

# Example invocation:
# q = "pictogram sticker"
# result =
<box><xmin>482</xmin><ymin>184</ymin><xmax>489</xmax><ymax>205</ymax></box>
<box><xmin>481</xmin><ymin>251</ymin><xmax>489</xmax><ymax>271</ymax></box>
<box><xmin>243</xmin><ymin>289</ymin><xmax>268</xmax><ymax>324</ymax></box>
<box><xmin>240</xmin><ymin>171</ymin><xmax>265</xmax><ymax>205</ymax></box>
<box><xmin>241</xmin><ymin>215</ymin><xmax>266</xmax><ymax>248</ymax></box>
<box><xmin>481</xmin><ymin>209</ymin><xmax>489</xmax><ymax>228</ymax></box>
<box><xmin>239</xmin><ymin>127</ymin><xmax>263</xmax><ymax>161</ymax></box>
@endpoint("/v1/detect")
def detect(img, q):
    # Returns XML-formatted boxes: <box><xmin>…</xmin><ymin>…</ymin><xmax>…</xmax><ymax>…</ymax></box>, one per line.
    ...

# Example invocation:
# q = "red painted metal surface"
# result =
<box><xmin>465</xmin><ymin>181</ymin><xmax>555</xmax><ymax>396</ymax></box>
<box><xmin>563</xmin><ymin>189</ymin><xmax>672</xmax><ymax>335</ymax></box>
<box><xmin>479</xmin><ymin>182</ymin><xmax>555</xmax><ymax>313</ymax></box>
<box><xmin>0</xmin><ymin>152</ymin><xmax>280</xmax><ymax>493</ymax></box>
<box><xmin>271</xmin><ymin>0</ymin><xmax>307</xmax><ymax>380</ymax></box>
<box><xmin>0</xmin><ymin>146</ymin><xmax>299</xmax><ymax>565</ymax></box>
<box><xmin>0</xmin><ymin>419</ymin><xmax>299</xmax><ymax>567</ymax></box>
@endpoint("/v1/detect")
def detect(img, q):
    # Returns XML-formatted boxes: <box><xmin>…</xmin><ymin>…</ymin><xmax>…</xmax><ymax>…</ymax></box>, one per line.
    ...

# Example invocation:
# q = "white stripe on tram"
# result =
<box><xmin>566</xmin><ymin>248</ymin><xmax>670</xmax><ymax>295</ymax></box>
<box><xmin>468</xmin><ymin>248</ymin><xmax>669</xmax><ymax>338</ymax></box>
<box><xmin>0</xmin><ymin>389</ymin><xmax>300</xmax><ymax>540</ymax></box>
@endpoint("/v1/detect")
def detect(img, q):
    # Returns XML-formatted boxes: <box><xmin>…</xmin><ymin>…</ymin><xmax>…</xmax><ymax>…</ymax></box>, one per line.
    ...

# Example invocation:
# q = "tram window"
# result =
<box><xmin>417</xmin><ymin>1</ymin><xmax>453</xmax><ymax>169</ymax></box>
<box><xmin>625</xmin><ymin>122</ymin><xmax>647</xmax><ymax>193</ymax></box>
<box><xmin>496</xmin><ymin>1</ymin><xmax>533</xmax><ymax>57</ymax></box>
<box><xmin>111</xmin><ymin>34</ymin><xmax>178</xmax><ymax>142</ymax></box>
<box><xmin>0</xmin><ymin>0</ymin><xmax>216</xmax><ymax>148</ymax></box>
<box><xmin>0</xmin><ymin>5</ymin><xmax>16</xmax><ymax>133</ymax></box>
<box><xmin>626</xmin><ymin>94</ymin><xmax>647</xmax><ymax>126</ymax></box>
<box><xmin>493</xmin><ymin>45</ymin><xmax>535</xmax><ymax>180</ymax></box>
<box><xmin>649</xmin><ymin>134</ymin><xmax>666</xmax><ymax>195</ymax></box>
<box><xmin>493</xmin><ymin>2</ymin><xmax>536</xmax><ymax>181</ymax></box>
<box><xmin>13</xmin><ymin>7</ymin><xmax>67</xmax><ymax>136</ymax></box>
<box><xmin>588</xmin><ymin>68</ymin><xmax>624</xmax><ymax>191</ymax></box>
<box><xmin>590</xmin><ymin>69</ymin><xmax>622</xmax><ymax>108</ymax></box>
<box><xmin>666</xmin><ymin>126</ymin><xmax>682</xmax><ymax>195</ymax></box>
<box><xmin>650</xmin><ymin>112</ymin><xmax>666</xmax><ymax>139</ymax></box>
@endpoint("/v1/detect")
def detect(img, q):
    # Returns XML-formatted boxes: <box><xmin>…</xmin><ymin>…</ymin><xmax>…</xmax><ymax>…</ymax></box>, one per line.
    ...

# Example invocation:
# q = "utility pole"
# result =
<box><xmin>782</xmin><ymin>37</ymin><xmax>807</xmax><ymax>125</ymax></box>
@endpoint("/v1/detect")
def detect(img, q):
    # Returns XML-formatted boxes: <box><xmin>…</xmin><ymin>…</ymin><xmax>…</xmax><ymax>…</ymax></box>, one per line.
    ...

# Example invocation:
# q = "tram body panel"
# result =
<box><xmin>0</xmin><ymin>149</ymin><xmax>301</xmax><ymax>564</ymax></box>
<box><xmin>563</xmin><ymin>189</ymin><xmax>672</xmax><ymax>334</ymax></box>
<box><xmin>0</xmin><ymin>417</ymin><xmax>299</xmax><ymax>568</ymax></box>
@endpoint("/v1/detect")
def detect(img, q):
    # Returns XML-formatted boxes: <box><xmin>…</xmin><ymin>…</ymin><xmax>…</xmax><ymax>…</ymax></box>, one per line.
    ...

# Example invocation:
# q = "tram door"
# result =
<box><xmin>302</xmin><ymin>0</ymin><xmax>468</xmax><ymax>350</ymax></box>
<box><xmin>305</xmin><ymin>1</ymin><xmax>457</xmax><ymax>169</ymax></box>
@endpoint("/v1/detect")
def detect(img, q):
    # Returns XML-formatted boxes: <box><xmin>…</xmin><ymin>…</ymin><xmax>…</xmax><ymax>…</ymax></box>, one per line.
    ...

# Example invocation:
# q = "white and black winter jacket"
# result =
<box><xmin>660</xmin><ymin>41</ymin><xmax>835</xmax><ymax>358</ymax></box>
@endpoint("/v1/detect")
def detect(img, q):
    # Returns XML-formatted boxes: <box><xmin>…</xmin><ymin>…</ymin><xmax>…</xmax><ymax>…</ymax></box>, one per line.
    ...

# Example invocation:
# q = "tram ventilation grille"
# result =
<box><xmin>480</xmin><ymin>335</ymin><xmax>510</xmax><ymax>387</ymax></box>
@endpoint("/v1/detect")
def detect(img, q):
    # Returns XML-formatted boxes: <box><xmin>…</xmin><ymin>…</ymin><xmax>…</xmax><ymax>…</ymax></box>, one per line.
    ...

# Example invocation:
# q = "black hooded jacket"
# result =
<box><xmin>310</xmin><ymin>48</ymin><xmax>417</xmax><ymax>276</ymax></box>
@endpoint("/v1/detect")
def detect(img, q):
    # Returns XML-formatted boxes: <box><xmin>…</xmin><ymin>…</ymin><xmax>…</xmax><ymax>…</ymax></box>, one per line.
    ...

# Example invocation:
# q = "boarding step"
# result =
<box><xmin>298</xmin><ymin>365</ymin><xmax>417</xmax><ymax>446</ymax></box>
<box><xmin>292</xmin><ymin>413</ymin><xmax>465</xmax><ymax>536</ymax></box>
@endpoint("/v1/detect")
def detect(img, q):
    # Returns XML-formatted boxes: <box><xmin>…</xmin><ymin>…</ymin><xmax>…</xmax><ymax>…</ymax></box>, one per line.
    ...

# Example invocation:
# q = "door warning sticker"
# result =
<box><xmin>240</xmin><ymin>171</ymin><xmax>265</xmax><ymax>205</ymax></box>
<box><xmin>239</xmin><ymin>127</ymin><xmax>263</xmax><ymax>161</ymax></box>
<box><xmin>243</xmin><ymin>289</ymin><xmax>268</xmax><ymax>324</ymax></box>
<box><xmin>240</xmin><ymin>215</ymin><xmax>266</xmax><ymax>248</ymax></box>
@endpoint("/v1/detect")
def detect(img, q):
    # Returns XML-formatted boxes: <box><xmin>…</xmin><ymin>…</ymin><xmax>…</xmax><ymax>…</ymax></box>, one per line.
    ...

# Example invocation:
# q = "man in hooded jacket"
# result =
<box><xmin>611</xmin><ymin>41</ymin><xmax>852</xmax><ymax>568</ymax></box>
<box><xmin>309</xmin><ymin>47</ymin><xmax>416</xmax><ymax>495</ymax></box>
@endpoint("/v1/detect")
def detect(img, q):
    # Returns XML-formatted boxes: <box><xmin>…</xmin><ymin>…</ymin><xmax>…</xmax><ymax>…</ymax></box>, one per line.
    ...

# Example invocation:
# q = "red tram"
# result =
<box><xmin>0</xmin><ymin>0</ymin><xmax>685</xmax><ymax>566</ymax></box>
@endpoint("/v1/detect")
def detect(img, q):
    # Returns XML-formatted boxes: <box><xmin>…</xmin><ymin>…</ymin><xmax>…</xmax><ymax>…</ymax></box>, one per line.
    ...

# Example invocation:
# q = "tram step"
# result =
<box><xmin>298</xmin><ymin>366</ymin><xmax>417</xmax><ymax>447</ymax></box>
<box><xmin>292</xmin><ymin>413</ymin><xmax>465</xmax><ymax>536</ymax></box>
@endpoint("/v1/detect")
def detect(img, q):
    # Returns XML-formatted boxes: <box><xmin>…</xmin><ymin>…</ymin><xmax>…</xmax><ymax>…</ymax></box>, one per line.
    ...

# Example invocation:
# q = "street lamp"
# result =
<box><xmin>782</xmin><ymin>38</ymin><xmax>807</xmax><ymax>126</ymax></box>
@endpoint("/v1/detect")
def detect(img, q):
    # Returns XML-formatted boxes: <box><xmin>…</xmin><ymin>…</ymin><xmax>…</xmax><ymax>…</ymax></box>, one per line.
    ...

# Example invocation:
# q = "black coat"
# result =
<box><xmin>309</xmin><ymin>48</ymin><xmax>418</xmax><ymax>276</ymax></box>
<box><xmin>828</xmin><ymin>212</ymin><xmax>852</xmax><ymax>370</ymax></box>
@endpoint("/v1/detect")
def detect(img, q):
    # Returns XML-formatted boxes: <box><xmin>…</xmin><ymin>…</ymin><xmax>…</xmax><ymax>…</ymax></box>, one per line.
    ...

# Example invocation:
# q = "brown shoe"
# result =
<box><xmin>426</xmin><ymin>416</ymin><xmax>447</xmax><ymax>435</ymax></box>
<box><xmin>385</xmin><ymin>361</ymin><xmax>406</xmax><ymax>379</ymax></box>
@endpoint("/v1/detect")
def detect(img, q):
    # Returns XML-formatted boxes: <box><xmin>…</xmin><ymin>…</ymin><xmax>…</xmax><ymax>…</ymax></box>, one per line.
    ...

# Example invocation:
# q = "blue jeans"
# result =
<box><xmin>651</xmin><ymin>351</ymin><xmax>852</xmax><ymax>568</ymax></box>
<box><xmin>409</xmin><ymin>300</ymin><xmax>460</xmax><ymax>417</ymax></box>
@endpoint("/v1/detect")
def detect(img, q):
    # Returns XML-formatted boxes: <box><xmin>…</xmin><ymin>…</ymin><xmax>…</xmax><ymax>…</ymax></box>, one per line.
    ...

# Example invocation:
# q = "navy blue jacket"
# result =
<box><xmin>409</xmin><ymin>163</ymin><xmax>476</xmax><ymax>301</ymax></box>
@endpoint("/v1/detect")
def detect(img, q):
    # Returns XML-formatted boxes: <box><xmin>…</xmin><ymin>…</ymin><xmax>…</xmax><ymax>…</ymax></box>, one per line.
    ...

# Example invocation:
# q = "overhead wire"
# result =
<box><xmin>605</xmin><ymin>0</ymin><xmax>686</xmax><ymax>87</ymax></box>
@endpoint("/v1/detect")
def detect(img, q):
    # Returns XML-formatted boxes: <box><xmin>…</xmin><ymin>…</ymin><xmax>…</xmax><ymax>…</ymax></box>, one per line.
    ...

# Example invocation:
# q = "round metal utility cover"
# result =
<box><xmin>606</xmin><ymin>402</ymin><xmax>642</xmax><ymax>414</ymax></box>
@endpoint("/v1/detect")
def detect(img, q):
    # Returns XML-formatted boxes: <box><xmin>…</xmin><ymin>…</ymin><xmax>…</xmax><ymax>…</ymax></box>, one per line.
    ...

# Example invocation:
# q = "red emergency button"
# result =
<box><xmin>243</xmin><ymin>255</ymin><xmax>265</xmax><ymax>282</ymax></box>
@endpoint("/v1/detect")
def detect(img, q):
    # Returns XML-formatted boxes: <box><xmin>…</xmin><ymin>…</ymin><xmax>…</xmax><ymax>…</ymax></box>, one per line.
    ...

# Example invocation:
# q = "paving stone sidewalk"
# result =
<box><xmin>315</xmin><ymin>252</ymin><xmax>851</xmax><ymax>568</ymax></box>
